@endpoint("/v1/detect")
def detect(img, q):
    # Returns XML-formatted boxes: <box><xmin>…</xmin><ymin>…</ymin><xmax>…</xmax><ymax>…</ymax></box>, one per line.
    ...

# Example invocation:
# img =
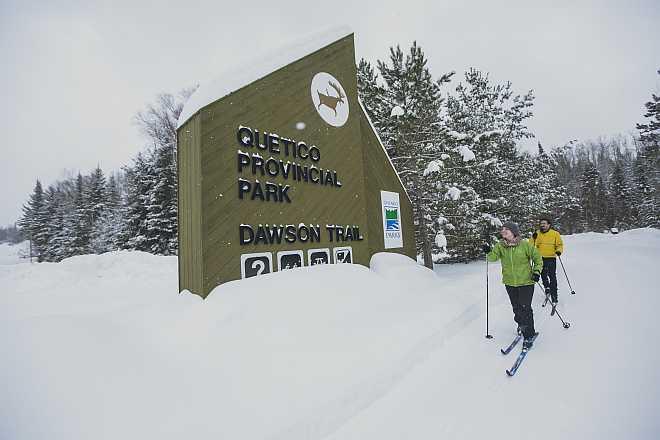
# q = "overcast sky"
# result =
<box><xmin>1</xmin><ymin>0</ymin><xmax>658</xmax><ymax>226</ymax></box>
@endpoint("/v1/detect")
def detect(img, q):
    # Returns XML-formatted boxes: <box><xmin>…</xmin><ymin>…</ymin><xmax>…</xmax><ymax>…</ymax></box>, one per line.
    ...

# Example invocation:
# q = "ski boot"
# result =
<box><xmin>522</xmin><ymin>332</ymin><xmax>538</xmax><ymax>350</ymax></box>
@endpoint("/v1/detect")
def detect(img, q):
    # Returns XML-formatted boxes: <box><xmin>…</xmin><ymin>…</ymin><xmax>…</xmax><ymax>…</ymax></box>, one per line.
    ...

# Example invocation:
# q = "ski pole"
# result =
<box><xmin>558</xmin><ymin>255</ymin><xmax>576</xmax><ymax>295</ymax></box>
<box><xmin>486</xmin><ymin>256</ymin><xmax>493</xmax><ymax>339</ymax></box>
<box><xmin>536</xmin><ymin>282</ymin><xmax>571</xmax><ymax>329</ymax></box>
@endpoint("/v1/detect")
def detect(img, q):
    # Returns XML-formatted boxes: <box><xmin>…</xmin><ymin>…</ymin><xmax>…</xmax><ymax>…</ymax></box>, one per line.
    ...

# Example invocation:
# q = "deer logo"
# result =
<box><xmin>311</xmin><ymin>72</ymin><xmax>349</xmax><ymax>127</ymax></box>
<box><xmin>317</xmin><ymin>81</ymin><xmax>345</xmax><ymax>116</ymax></box>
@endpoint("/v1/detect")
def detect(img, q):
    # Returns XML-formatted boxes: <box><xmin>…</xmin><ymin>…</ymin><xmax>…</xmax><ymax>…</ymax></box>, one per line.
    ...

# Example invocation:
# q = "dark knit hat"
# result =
<box><xmin>501</xmin><ymin>221</ymin><xmax>521</xmax><ymax>236</ymax></box>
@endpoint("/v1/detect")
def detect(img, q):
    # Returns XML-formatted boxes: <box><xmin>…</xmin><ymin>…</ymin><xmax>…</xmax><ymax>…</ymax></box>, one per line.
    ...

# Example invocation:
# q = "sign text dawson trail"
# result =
<box><xmin>177</xmin><ymin>29</ymin><xmax>415</xmax><ymax>297</ymax></box>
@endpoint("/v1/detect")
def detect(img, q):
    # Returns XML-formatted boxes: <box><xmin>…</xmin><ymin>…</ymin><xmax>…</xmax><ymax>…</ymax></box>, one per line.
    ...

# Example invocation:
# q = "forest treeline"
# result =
<box><xmin>10</xmin><ymin>44</ymin><xmax>659</xmax><ymax>266</ymax></box>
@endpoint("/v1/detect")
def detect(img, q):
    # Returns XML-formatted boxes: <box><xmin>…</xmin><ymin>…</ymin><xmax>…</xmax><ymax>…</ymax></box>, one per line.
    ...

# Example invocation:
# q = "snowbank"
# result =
<box><xmin>2</xmin><ymin>229</ymin><xmax>659</xmax><ymax>440</ymax></box>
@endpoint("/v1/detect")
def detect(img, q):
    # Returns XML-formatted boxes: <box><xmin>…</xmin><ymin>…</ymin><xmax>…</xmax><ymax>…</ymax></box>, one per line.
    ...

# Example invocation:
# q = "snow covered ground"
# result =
<box><xmin>1</xmin><ymin>229</ymin><xmax>659</xmax><ymax>440</ymax></box>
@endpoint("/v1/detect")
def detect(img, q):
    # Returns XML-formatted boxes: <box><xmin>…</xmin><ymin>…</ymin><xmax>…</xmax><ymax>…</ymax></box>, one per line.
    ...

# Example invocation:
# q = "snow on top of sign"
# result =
<box><xmin>177</xmin><ymin>26</ymin><xmax>354</xmax><ymax>129</ymax></box>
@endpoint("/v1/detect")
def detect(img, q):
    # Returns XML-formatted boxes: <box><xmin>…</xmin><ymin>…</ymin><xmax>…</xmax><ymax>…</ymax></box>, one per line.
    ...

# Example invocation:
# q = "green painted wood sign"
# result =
<box><xmin>177</xmin><ymin>29</ymin><xmax>415</xmax><ymax>297</ymax></box>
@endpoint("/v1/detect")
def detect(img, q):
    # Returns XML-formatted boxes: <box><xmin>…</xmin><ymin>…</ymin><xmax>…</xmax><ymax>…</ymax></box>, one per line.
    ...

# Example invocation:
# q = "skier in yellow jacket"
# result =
<box><xmin>531</xmin><ymin>217</ymin><xmax>564</xmax><ymax>305</ymax></box>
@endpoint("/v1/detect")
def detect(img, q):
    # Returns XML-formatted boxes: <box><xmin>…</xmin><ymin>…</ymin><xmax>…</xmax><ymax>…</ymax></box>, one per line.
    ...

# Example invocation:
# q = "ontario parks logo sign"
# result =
<box><xmin>385</xmin><ymin>208</ymin><xmax>400</xmax><ymax>231</ymax></box>
<box><xmin>381</xmin><ymin>190</ymin><xmax>403</xmax><ymax>249</ymax></box>
<box><xmin>311</xmin><ymin>72</ymin><xmax>349</xmax><ymax>127</ymax></box>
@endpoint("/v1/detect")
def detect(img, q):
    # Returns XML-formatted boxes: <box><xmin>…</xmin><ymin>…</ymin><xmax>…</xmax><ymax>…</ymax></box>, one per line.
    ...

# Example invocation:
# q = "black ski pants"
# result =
<box><xmin>541</xmin><ymin>257</ymin><xmax>558</xmax><ymax>302</ymax></box>
<box><xmin>505</xmin><ymin>284</ymin><xmax>535</xmax><ymax>339</ymax></box>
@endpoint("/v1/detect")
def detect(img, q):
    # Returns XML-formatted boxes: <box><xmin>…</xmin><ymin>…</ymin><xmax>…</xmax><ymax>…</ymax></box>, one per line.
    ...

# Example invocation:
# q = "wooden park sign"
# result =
<box><xmin>176</xmin><ymin>28</ymin><xmax>415</xmax><ymax>297</ymax></box>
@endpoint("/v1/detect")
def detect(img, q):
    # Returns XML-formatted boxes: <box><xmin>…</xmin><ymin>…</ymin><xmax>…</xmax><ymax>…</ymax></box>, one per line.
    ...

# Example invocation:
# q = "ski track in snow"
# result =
<box><xmin>273</xmin><ymin>283</ymin><xmax>558</xmax><ymax>440</ymax></box>
<box><xmin>269</xmin><ymin>301</ymin><xmax>483</xmax><ymax>440</ymax></box>
<box><xmin>2</xmin><ymin>230</ymin><xmax>660</xmax><ymax>440</ymax></box>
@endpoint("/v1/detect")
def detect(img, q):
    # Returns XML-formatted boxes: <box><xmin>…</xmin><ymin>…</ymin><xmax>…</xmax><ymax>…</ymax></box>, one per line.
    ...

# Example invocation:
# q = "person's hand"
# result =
<box><xmin>532</xmin><ymin>232</ymin><xmax>537</xmax><ymax>239</ymax></box>
<box><xmin>555</xmin><ymin>251</ymin><xmax>561</xmax><ymax>256</ymax></box>
<box><xmin>482</xmin><ymin>244</ymin><xmax>491</xmax><ymax>254</ymax></box>
<box><xmin>532</xmin><ymin>273</ymin><xmax>540</xmax><ymax>282</ymax></box>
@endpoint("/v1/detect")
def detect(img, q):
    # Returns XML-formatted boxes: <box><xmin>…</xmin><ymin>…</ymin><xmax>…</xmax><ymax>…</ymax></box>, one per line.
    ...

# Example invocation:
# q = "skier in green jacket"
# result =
<box><xmin>482</xmin><ymin>221</ymin><xmax>543</xmax><ymax>349</ymax></box>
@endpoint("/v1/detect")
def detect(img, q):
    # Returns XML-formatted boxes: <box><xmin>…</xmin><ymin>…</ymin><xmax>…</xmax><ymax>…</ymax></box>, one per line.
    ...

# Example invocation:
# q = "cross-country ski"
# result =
<box><xmin>506</xmin><ymin>332</ymin><xmax>539</xmax><ymax>376</ymax></box>
<box><xmin>501</xmin><ymin>334</ymin><xmax>522</xmax><ymax>355</ymax></box>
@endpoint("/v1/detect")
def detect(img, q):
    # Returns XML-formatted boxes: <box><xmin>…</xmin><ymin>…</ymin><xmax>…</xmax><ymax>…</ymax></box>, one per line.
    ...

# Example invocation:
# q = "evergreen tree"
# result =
<box><xmin>86</xmin><ymin>166</ymin><xmax>107</xmax><ymax>226</ymax></box>
<box><xmin>18</xmin><ymin>180</ymin><xmax>48</xmax><ymax>261</ymax></box>
<box><xmin>49</xmin><ymin>184</ymin><xmax>71</xmax><ymax>261</ymax></box>
<box><xmin>608</xmin><ymin>158</ymin><xmax>633</xmax><ymax>228</ymax></box>
<box><xmin>632</xmin><ymin>144</ymin><xmax>658</xmax><ymax>227</ymax></box>
<box><xmin>579</xmin><ymin>165</ymin><xmax>608</xmax><ymax>231</ymax></box>
<box><xmin>132</xmin><ymin>87</ymin><xmax>196</xmax><ymax>255</ymax></box>
<box><xmin>145</xmin><ymin>144</ymin><xmax>178</xmax><ymax>255</ymax></box>
<box><xmin>636</xmin><ymin>70</ymin><xmax>660</xmax><ymax>148</ymax></box>
<box><xmin>40</xmin><ymin>185</ymin><xmax>60</xmax><ymax>261</ymax></box>
<box><xmin>436</xmin><ymin>69</ymin><xmax>535</xmax><ymax>260</ymax></box>
<box><xmin>366</xmin><ymin>42</ymin><xmax>453</xmax><ymax>267</ymax></box>
<box><xmin>66</xmin><ymin>173</ymin><xmax>91</xmax><ymax>255</ymax></box>
<box><xmin>106</xmin><ymin>173</ymin><xmax>121</xmax><ymax>211</ymax></box>
<box><xmin>94</xmin><ymin>173</ymin><xmax>124</xmax><ymax>253</ymax></box>
<box><xmin>122</xmin><ymin>154</ymin><xmax>153</xmax><ymax>251</ymax></box>
<box><xmin>356</xmin><ymin>58</ymin><xmax>385</xmax><ymax>123</ymax></box>
<box><xmin>633</xmin><ymin>70</ymin><xmax>660</xmax><ymax>228</ymax></box>
<box><xmin>86</xmin><ymin>165</ymin><xmax>109</xmax><ymax>253</ymax></box>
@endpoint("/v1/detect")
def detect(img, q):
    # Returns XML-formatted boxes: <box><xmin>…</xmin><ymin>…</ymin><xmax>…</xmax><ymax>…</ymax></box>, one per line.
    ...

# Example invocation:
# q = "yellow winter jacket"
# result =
<box><xmin>531</xmin><ymin>229</ymin><xmax>564</xmax><ymax>258</ymax></box>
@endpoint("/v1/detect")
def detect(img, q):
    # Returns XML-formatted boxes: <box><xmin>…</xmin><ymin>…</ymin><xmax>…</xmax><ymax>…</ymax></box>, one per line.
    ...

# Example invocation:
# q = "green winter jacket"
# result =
<box><xmin>487</xmin><ymin>238</ymin><xmax>543</xmax><ymax>287</ymax></box>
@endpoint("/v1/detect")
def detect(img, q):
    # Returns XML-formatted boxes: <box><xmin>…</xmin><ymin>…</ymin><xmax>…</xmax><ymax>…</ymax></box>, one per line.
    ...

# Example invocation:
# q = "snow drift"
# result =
<box><xmin>1</xmin><ymin>230</ymin><xmax>659</xmax><ymax>439</ymax></box>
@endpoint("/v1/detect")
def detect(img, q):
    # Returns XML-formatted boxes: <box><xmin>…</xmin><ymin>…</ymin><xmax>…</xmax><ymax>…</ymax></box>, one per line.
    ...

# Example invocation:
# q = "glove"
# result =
<box><xmin>482</xmin><ymin>244</ymin><xmax>491</xmax><ymax>254</ymax></box>
<box><xmin>555</xmin><ymin>251</ymin><xmax>561</xmax><ymax>256</ymax></box>
<box><xmin>532</xmin><ymin>273</ymin><xmax>540</xmax><ymax>282</ymax></box>
<box><xmin>532</xmin><ymin>232</ymin><xmax>537</xmax><ymax>240</ymax></box>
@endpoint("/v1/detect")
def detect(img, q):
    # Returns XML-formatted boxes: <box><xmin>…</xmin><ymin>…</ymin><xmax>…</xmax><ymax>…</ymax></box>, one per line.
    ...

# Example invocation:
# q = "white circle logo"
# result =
<box><xmin>311</xmin><ymin>72</ymin><xmax>349</xmax><ymax>127</ymax></box>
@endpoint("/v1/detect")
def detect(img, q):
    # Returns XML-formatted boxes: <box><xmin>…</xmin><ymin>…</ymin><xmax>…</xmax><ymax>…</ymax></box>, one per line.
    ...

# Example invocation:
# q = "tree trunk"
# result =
<box><xmin>415</xmin><ymin>198</ymin><xmax>434</xmax><ymax>269</ymax></box>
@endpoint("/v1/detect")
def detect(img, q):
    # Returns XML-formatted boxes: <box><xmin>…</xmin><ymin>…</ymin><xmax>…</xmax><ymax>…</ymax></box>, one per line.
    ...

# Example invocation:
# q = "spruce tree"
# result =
<box><xmin>122</xmin><ymin>154</ymin><xmax>153</xmax><ymax>251</ymax></box>
<box><xmin>66</xmin><ymin>173</ymin><xmax>91</xmax><ymax>255</ymax></box>
<box><xmin>18</xmin><ymin>180</ymin><xmax>47</xmax><ymax>261</ymax></box>
<box><xmin>579</xmin><ymin>165</ymin><xmax>607</xmax><ymax>231</ymax></box>
<box><xmin>133</xmin><ymin>87</ymin><xmax>195</xmax><ymax>255</ymax></box>
<box><xmin>632</xmin><ymin>146</ymin><xmax>658</xmax><ymax>227</ymax></box>
<box><xmin>608</xmin><ymin>159</ymin><xmax>633</xmax><ymax>228</ymax></box>
<box><xmin>356</xmin><ymin>58</ymin><xmax>385</xmax><ymax>124</ymax></box>
<box><xmin>145</xmin><ymin>144</ymin><xmax>178</xmax><ymax>255</ymax></box>
<box><xmin>636</xmin><ymin>70</ymin><xmax>660</xmax><ymax>148</ymax></box>
<box><xmin>367</xmin><ymin>42</ymin><xmax>453</xmax><ymax>267</ymax></box>
<box><xmin>49</xmin><ymin>184</ymin><xmax>71</xmax><ymax>261</ymax></box>
<box><xmin>438</xmin><ymin>69</ymin><xmax>535</xmax><ymax>259</ymax></box>
<box><xmin>86</xmin><ymin>166</ymin><xmax>107</xmax><ymax>226</ymax></box>
<box><xmin>633</xmin><ymin>70</ymin><xmax>660</xmax><ymax>228</ymax></box>
<box><xmin>86</xmin><ymin>172</ymin><xmax>123</xmax><ymax>254</ymax></box>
